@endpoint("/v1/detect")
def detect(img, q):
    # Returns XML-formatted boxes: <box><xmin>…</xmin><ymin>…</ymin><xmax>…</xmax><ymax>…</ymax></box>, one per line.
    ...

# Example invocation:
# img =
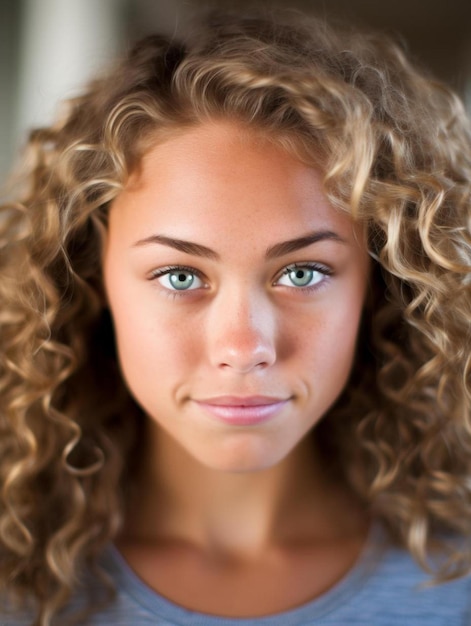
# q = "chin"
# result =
<box><xmin>194</xmin><ymin>438</ymin><xmax>292</xmax><ymax>474</ymax></box>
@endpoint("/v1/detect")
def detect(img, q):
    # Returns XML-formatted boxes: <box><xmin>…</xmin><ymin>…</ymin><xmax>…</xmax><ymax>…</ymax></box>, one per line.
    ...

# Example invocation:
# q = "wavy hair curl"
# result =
<box><xmin>1</xmin><ymin>9</ymin><xmax>470</xmax><ymax>625</ymax></box>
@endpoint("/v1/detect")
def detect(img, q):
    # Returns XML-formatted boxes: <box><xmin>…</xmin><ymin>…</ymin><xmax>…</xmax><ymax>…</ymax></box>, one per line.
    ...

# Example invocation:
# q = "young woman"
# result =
<box><xmin>1</xmin><ymin>9</ymin><xmax>470</xmax><ymax>626</ymax></box>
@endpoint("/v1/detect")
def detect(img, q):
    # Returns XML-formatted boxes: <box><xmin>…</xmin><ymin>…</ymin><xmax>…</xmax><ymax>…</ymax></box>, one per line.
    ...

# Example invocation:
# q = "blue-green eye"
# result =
<box><xmin>169</xmin><ymin>271</ymin><xmax>195</xmax><ymax>290</ymax></box>
<box><xmin>276</xmin><ymin>264</ymin><xmax>329</xmax><ymax>289</ymax></box>
<box><xmin>152</xmin><ymin>267</ymin><xmax>204</xmax><ymax>291</ymax></box>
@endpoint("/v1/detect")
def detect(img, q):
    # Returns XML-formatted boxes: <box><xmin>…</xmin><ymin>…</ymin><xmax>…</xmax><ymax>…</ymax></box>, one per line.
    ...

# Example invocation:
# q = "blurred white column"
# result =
<box><xmin>16</xmin><ymin>0</ymin><xmax>124</xmax><ymax>143</ymax></box>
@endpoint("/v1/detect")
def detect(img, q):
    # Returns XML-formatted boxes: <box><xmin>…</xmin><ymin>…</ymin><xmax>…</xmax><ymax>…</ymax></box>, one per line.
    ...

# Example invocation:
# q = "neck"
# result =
<box><xmin>120</xmin><ymin>421</ymin><xmax>366</xmax><ymax>560</ymax></box>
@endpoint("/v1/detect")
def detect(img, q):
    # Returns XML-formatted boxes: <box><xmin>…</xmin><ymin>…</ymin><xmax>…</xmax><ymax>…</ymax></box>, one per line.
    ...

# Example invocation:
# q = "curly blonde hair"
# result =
<box><xmin>1</xmin><ymin>8</ymin><xmax>470</xmax><ymax>625</ymax></box>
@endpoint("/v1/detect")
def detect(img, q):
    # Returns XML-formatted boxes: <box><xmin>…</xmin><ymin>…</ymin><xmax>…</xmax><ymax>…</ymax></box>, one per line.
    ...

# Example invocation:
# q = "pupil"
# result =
<box><xmin>290</xmin><ymin>268</ymin><xmax>313</xmax><ymax>286</ymax></box>
<box><xmin>170</xmin><ymin>271</ymin><xmax>194</xmax><ymax>289</ymax></box>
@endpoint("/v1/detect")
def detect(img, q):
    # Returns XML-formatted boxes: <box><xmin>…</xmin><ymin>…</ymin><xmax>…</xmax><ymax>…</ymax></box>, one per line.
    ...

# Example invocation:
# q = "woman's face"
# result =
<box><xmin>104</xmin><ymin>121</ymin><xmax>370</xmax><ymax>473</ymax></box>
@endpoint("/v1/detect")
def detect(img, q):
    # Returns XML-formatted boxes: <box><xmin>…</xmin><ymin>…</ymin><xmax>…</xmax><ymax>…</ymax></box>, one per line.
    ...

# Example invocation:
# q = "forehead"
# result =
<box><xmin>110</xmin><ymin>120</ymin><xmax>361</xmax><ymax>247</ymax></box>
<box><xmin>129</xmin><ymin>121</ymin><xmax>313</xmax><ymax>187</ymax></box>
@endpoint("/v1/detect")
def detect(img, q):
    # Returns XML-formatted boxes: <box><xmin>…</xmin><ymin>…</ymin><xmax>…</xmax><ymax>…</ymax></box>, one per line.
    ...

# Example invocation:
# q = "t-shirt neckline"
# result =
<box><xmin>105</xmin><ymin>522</ymin><xmax>385</xmax><ymax>626</ymax></box>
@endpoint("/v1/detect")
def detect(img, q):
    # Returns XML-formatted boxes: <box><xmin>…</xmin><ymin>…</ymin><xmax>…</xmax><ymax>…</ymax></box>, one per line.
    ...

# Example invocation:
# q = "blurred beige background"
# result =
<box><xmin>1</xmin><ymin>0</ymin><xmax>471</xmax><ymax>184</ymax></box>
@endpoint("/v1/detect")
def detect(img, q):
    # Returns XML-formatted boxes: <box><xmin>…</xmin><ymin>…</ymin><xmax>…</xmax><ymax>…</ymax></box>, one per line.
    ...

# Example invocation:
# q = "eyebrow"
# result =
<box><xmin>265</xmin><ymin>230</ymin><xmax>346</xmax><ymax>259</ymax></box>
<box><xmin>132</xmin><ymin>235</ymin><xmax>219</xmax><ymax>259</ymax></box>
<box><xmin>132</xmin><ymin>230</ymin><xmax>346</xmax><ymax>260</ymax></box>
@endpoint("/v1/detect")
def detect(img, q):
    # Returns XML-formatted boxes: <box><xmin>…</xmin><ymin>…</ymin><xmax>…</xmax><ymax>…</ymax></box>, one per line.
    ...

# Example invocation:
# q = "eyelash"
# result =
<box><xmin>274</xmin><ymin>263</ymin><xmax>333</xmax><ymax>292</ymax></box>
<box><xmin>149</xmin><ymin>265</ymin><xmax>206</xmax><ymax>296</ymax></box>
<box><xmin>149</xmin><ymin>262</ymin><xmax>333</xmax><ymax>295</ymax></box>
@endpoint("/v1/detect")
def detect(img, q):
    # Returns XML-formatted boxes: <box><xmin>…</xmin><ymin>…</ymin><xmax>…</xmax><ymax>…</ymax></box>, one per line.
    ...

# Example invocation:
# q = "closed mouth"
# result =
<box><xmin>195</xmin><ymin>395</ymin><xmax>288</xmax><ymax>406</ymax></box>
<box><xmin>193</xmin><ymin>396</ymin><xmax>290</xmax><ymax>425</ymax></box>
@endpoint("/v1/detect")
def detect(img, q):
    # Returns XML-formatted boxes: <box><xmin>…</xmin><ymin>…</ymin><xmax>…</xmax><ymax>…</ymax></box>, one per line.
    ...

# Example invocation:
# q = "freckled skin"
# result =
<box><xmin>103</xmin><ymin>121</ymin><xmax>370</xmax><ymax>474</ymax></box>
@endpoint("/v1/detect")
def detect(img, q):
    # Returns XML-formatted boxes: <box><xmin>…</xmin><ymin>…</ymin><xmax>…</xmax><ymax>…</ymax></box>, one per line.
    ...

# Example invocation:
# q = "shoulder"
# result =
<box><xmin>336</xmin><ymin>530</ymin><xmax>471</xmax><ymax>625</ymax></box>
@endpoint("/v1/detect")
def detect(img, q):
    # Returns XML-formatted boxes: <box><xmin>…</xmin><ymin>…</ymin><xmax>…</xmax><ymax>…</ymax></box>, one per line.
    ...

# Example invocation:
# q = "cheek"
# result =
<box><xmin>301</xmin><ymin>292</ymin><xmax>364</xmax><ymax>385</ymax></box>
<box><xmin>105</xmin><ymin>276</ymin><xmax>200</xmax><ymax>394</ymax></box>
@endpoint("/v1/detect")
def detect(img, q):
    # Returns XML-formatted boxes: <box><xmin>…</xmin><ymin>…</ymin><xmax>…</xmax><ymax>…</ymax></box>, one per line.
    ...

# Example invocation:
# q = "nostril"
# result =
<box><xmin>218</xmin><ymin>358</ymin><xmax>271</xmax><ymax>373</ymax></box>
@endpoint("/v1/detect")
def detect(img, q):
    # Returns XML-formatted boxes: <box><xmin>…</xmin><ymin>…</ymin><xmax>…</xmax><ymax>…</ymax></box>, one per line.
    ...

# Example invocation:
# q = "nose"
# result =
<box><xmin>207</xmin><ymin>287</ymin><xmax>277</xmax><ymax>374</ymax></box>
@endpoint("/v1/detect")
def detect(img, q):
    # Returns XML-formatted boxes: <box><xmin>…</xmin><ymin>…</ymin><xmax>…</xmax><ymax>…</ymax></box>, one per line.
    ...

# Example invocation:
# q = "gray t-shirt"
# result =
<box><xmin>3</xmin><ymin>526</ymin><xmax>471</xmax><ymax>625</ymax></box>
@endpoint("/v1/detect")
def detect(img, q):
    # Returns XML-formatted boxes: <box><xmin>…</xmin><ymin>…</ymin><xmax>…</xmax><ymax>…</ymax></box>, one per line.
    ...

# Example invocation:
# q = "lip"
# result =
<box><xmin>194</xmin><ymin>396</ymin><xmax>290</xmax><ymax>426</ymax></box>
